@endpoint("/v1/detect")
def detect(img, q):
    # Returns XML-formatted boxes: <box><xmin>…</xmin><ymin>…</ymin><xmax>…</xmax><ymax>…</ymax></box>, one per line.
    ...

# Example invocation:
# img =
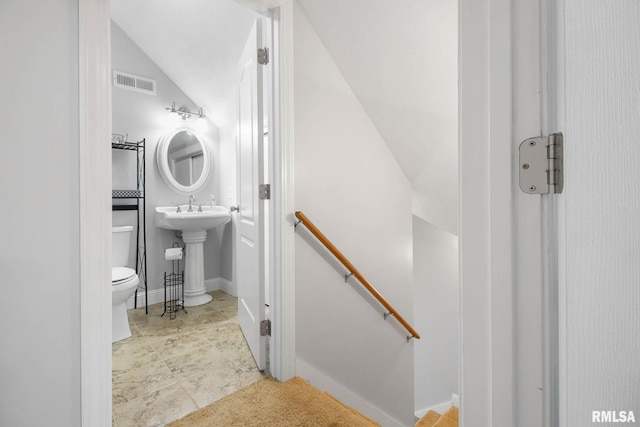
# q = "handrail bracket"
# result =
<box><xmin>294</xmin><ymin>211</ymin><xmax>421</xmax><ymax>341</ymax></box>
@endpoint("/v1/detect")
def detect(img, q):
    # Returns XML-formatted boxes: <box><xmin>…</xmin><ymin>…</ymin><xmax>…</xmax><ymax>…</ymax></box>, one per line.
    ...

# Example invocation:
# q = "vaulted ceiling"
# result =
<box><xmin>111</xmin><ymin>0</ymin><xmax>259</xmax><ymax>130</ymax></box>
<box><xmin>296</xmin><ymin>0</ymin><xmax>457</xmax><ymax>182</ymax></box>
<box><xmin>296</xmin><ymin>0</ymin><xmax>458</xmax><ymax>233</ymax></box>
<box><xmin>111</xmin><ymin>0</ymin><xmax>458</xmax><ymax>233</ymax></box>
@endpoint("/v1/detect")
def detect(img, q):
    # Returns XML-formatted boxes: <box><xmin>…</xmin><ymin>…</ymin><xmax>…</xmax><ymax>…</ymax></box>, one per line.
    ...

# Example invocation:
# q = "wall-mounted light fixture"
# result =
<box><xmin>165</xmin><ymin>101</ymin><xmax>208</xmax><ymax>131</ymax></box>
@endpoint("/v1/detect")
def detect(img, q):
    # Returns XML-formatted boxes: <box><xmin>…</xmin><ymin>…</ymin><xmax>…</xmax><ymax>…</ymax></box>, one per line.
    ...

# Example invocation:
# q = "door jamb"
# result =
<box><xmin>268</xmin><ymin>0</ymin><xmax>296</xmax><ymax>382</ymax></box>
<box><xmin>459</xmin><ymin>0</ymin><xmax>515</xmax><ymax>424</ymax></box>
<box><xmin>459</xmin><ymin>0</ymin><xmax>559</xmax><ymax>425</ymax></box>
<box><xmin>78</xmin><ymin>0</ymin><xmax>112</xmax><ymax>425</ymax></box>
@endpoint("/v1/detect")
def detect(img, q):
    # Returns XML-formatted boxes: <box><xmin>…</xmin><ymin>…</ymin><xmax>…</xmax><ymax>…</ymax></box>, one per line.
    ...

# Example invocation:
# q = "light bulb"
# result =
<box><xmin>196</xmin><ymin>116</ymin><xmax>208</xmax><ymax>132</ymax></box>
<box><xmin>167</xmin><ymin>110</ymin><xmax>179</xmax><ymax>126</ymax></box>
<box><xmin>166</xmin><ymin>102</ymin><xmax>180</xmax><ymax>126</ymax></box>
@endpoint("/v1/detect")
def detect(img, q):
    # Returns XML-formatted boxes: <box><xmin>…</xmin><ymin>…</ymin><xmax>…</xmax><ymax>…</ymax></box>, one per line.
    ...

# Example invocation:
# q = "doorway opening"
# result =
<box><xmin>109</xmin><ymin>0</ymin><xmax>279</xmax><ymax>424</ymax></box>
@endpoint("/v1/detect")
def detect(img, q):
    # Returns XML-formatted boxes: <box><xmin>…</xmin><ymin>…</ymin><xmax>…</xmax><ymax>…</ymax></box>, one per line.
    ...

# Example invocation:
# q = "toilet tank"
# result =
<box><xmin>112</xmin><ymin>226</ymin><xmax>133</xmax><ymax>268</ymax></box>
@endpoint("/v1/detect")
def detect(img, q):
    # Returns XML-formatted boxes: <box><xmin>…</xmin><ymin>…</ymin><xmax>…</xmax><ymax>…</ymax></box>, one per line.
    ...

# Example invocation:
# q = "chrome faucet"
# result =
<box><xmin>188</xmin><ymin>195</ymin><xmax>196</xmax><ymax>212</ymax></box>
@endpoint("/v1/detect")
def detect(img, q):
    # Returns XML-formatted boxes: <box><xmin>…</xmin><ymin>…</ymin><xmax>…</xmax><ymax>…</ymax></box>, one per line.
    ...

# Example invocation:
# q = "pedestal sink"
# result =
<box><xmin>155</xmin><ymin>205</ymin><xmax>231</xmax><ymax>307</ymax></box>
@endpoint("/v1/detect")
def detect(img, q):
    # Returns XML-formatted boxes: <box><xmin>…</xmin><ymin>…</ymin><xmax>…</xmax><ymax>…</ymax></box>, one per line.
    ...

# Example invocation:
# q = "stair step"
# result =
<box><xmin>416</xmin><ymin>406</ymin><xmax>459</xmax><ymax>427</ymax></box>
<box><xmin>432</xmin><ymin>406</ymin><xmax>458</xmax><ymax>427</ymax></box>
<box><xmin>323</xmin><ymin>391</ymin><xmax>380</xmax><ymax>425</ymax></box>
<box><xmin>415</xmin><ymin>410</ymin><xmax>442</xmax><ymax>427</ymax></box>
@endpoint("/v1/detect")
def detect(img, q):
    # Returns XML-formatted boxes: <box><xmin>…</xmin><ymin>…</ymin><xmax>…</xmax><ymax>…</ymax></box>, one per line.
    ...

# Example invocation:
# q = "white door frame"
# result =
<box><xmin>268</xmin><ymin>1</ymin><xmax>296</xmax><ymax>382</ymax></box>
<box><xmin>79</xmin><ymin>1</ymin><xmax>113</xmax><ymax>424</ymax></box>
<box><xmin>458</xmin><ymin>0</ymin><xmax>512</xmax><ymax>423</ymax></box>
<box><xmin>78</xmin><ymin>1</ymin><xmax>295</xmax><ymax>425</ymax></box>
<box><xmin>460</xmin><ymin>0</ymin><xmax>557</xmax><ymax>426</ymax></box>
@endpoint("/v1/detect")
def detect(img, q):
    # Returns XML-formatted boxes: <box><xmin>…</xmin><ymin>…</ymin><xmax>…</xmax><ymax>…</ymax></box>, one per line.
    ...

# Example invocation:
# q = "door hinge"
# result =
<box><xmin>260</xmin><ymin>319</ymin><xmax>271</xmax><ymax>336</ymax></box>
<box><xmin>258</xmin><ymin>47</ymin><xmax>269</xmax><ymax>65</ymax></box>
<box><xmin>259</xmin><ymin>184</ymin><xmax>271</xmax><ymax>200</ymax></box>
<box><xmin>519</xmin><ymin>132</ymin><xmax>564</xmax><ymax>194</ymax></box>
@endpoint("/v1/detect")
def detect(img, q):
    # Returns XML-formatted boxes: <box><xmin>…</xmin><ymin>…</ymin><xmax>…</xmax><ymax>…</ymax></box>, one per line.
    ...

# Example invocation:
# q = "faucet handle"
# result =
<box><xmin>198</xmin><ymin>204</ymin><xmax>203</xmax><ymax>212</ymax></box>
<box><xmin>230</xmin><ymin>205</ymin><xmax>239</xmax><ymax>213</ymax></box>
<box><xmin>173</xmin><ymin>203</ymin><xmax>182</xmax><ymax>213</ymax></box>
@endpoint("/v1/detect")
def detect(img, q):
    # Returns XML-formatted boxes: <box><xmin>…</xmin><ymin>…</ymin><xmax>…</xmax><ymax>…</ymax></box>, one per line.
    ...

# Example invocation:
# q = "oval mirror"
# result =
<box><xmin>156</xmin><ymin>127</ymin><xmax>212</xmax><ymax>195</ymax></box>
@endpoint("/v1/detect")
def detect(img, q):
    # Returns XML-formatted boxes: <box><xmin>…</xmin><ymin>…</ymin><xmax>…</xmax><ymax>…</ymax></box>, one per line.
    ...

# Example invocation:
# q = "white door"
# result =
<box><xmin>561</xmin><ymin>2</ymin><xmax>640</xmax><ymax>425</ymax></box>
<box><xmin>236</xmin><ymin>19</ymin><xmax>266</xmax><ymax>371</ymax></box>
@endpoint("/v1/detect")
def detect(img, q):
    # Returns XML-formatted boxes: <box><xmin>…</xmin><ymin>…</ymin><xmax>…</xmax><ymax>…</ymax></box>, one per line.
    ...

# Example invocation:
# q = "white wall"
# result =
<box><xmin>111</xmin><ymin>22</ymin><xmax>231</xmax><ymax>295</ymax></box>
<box><xmin>413</xmin><ymin>217</ymin><xmax>459</xmax><ymax>414</ymax></box>
<box><xmin>564</xmin><ymin>1</ymin><xmax>640</xmax><ymax>424</ymax></box>
<box><xmin>293</xmin><ymin>4</ymin><xmax>415</xmax><ymax>426</ymax></box>
<box><xmin>296</xmin><ymin>0</ymin><xmax>459</xmax><ymax>236</ymax></box>
<box><xmin>0</xmin><ymin>1</ymin><xmax>82</xmax><ymax>425</ymax></box>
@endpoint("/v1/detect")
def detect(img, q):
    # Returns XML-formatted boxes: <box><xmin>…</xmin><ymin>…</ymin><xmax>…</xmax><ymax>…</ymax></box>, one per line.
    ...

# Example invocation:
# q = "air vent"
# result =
<box><xmin>112</xmin><ymin>70</ymin><xmax>157</xmax><ymax>95</ymax></box>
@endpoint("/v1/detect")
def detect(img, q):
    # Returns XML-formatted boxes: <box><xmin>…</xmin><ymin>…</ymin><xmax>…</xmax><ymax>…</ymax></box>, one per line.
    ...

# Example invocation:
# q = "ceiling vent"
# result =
<box><xmin>113</xmin><ymin>70</ymin><xmax>157</xmax><ymax>95</ymax></box>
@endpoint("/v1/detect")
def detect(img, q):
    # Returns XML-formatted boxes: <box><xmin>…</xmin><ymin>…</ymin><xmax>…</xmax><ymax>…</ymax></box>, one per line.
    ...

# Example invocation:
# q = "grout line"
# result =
<box><xmin>113</xmin><ymin>290</ymin><xmax>251</xmax><ymax>422</ymax></box>
<box><xmin>175</xmin><ymin>380</ymin><xmax>202</xmax><ymax>410</ymax></box>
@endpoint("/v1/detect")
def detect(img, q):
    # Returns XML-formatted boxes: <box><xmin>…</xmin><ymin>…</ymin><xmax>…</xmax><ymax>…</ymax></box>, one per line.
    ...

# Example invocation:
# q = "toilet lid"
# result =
<box><xmin>112</xmin><ymin>267</ymin><xmax>136</xmax><ymax>284</ymax></box>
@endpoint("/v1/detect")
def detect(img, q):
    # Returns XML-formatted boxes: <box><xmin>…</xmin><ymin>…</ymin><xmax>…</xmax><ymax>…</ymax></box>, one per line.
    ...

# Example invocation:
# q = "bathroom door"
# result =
<box><xmin>235</xmin><ymin>19</ymin><xmax>266</xmax><ymax>371</ymax></box>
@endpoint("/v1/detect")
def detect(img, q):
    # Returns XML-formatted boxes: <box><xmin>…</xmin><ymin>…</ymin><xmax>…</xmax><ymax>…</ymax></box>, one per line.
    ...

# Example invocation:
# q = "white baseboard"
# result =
<box><xmin>415</xmin><ymin>393</ymin><xmax>459</xmax><ymax>420</ymax></box>
<box><xmin>452</xmin><ymin>393</ymin><xmax>459</xmax><ymax>408</ymax></box>
<box><xmin>296</xmin><ymin>358</ymin><xmax>406</xmax><ymax>427</ymax></box>
<box><xmin>205</xmin><ymin>277</ymin><xmax>221</xmax><ymax>293</ymax></box>
<box><xmin>213</xmin><ymin>277</ymin><xmax>236</xmax><ymax>296</ymax></box>
<box><xmin>126</xmin><ymin>287</ymin><xmax>164</xmax><ymax>309</ymax></box>
<box><xmin>125</xmin><ymin>277</ymin><xmax>234</xmax><ymax>309</ymax></box>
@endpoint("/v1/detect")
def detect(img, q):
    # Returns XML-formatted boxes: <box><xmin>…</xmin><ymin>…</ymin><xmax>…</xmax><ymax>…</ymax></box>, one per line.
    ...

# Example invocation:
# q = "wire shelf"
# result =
<box><xmin>112</xmin><ymin>189</ymin><xmax>143</xmax><ymax>198</ymax></box>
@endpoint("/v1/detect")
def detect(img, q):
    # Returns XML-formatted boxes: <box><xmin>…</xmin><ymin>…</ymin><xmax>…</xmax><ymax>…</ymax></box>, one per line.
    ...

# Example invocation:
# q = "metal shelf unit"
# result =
<box><xmin>112</xmin><ymin>138</ymin><xmax>148</xmax><ymax>314</ymax></box>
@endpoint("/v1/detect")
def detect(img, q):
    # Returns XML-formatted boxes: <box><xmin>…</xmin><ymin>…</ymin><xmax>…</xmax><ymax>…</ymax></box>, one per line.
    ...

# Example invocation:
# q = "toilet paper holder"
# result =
<box><xmin>162</xmin><ymin>242</ymin><xmax>186</xmax><ymax>319</ymax></box>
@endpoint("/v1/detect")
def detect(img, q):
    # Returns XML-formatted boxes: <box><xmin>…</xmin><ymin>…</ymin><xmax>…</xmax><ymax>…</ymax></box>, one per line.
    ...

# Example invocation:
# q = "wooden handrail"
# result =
<box><xmin>295</xmin><ymin>211</ymin><xmax>420</xmax><ymax>340</ymax></box>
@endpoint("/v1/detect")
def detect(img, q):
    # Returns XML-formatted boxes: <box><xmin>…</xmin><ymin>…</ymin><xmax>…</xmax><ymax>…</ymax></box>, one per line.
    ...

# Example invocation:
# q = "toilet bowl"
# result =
<box><xmin>112</xmin><ymin>226</ymin><xmax>139</xmax><ymax>343</ymax></box>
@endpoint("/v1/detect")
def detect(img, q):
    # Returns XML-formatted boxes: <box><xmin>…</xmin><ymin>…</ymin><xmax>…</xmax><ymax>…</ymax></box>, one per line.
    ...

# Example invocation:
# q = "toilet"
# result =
<box><xmin>112</xmin><ymin>226</ymin><xmax>139</xmax><ymax>343</ymax></box>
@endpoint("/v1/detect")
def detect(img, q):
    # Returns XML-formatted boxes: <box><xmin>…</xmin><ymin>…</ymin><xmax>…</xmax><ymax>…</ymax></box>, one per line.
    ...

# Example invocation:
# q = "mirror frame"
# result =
<box><xmin>156</xmin><ymin>126</ymin><xmax>212</xmax><ymax>195</ymax></box>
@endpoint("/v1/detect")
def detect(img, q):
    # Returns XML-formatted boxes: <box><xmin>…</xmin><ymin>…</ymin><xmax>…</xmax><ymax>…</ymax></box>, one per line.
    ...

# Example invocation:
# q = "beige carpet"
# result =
<box><xmin>416</xmin><ymin>410</ymin><xmax>442</xmax><ymax>427</ymax></box>
<box><xmin>415</xmin><ymin>406</ymin><xmax>458</xmax><ymax>427</ymax></box>
<box><xmin>167</xmin><ymin>376</ymin><xmax>380</xmax><ymax>427</ymax></box>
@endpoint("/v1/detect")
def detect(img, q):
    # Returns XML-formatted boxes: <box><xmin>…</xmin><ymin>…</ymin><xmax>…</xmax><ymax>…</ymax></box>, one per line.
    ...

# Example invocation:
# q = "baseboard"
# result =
<box><xmin>213</xmin><ymin>277</ymin><xmax>236</xmax><ymax>296</ymax></box>
<box><xmin>296</xmin><ymin>358</ymin><xmax>406</xmax><ymax>427</ymax></box>
<box><xmin>125</xmin><ymin>277</ymin><xmax>234</xmax><ymax>309</ymax></box>
<box><xmin>205</xmin><ymin>278</ymin><xmax>221</xmax><ymax>293</ymax></box>
<box><xmin>126</xmin><ymin>288</ymin><xmax>164</xmax><ymax>309</ymax></box>
<box><xmin>415</xmin><ymin>393</ymin><xmax>459</xmax><ymax>419</ymax></box>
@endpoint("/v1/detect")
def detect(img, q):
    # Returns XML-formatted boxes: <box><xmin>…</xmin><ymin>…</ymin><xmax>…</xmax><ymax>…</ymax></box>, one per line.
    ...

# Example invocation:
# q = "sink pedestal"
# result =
<box><xmin>182</xmin><ymin>230</ymin><xmax>212</xmax><ymax>307</ymax></box>
<box><xmin>154</xmin><ymin>205</ymin><xmax>230</xmax><ymax>307</ymax></box>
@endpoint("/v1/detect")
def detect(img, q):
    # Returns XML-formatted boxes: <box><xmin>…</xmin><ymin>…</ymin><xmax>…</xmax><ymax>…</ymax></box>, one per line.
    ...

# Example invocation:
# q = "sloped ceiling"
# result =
<box><xmin>110</xmin><ymin>0</ymin><xmax>260</xmax><ymax>130</ymax></box>
<box><xmin>296</xmin><ymin>0</ymin><xmax>458</xmax><ymax>233</ymax></box>
<box><xmin>294</xmin><ymin>0</ymin><xmax>458</xmax><ymax>234</ymax></box>
<box><xmin>296</xmin><ymin>0</ymin><xmax>457</xmax><ymax>182</ymax></box>
<box><xmin>111</xmin><ymin>0</ymin><xmax>458</xmax><ymax>233</ymax></box>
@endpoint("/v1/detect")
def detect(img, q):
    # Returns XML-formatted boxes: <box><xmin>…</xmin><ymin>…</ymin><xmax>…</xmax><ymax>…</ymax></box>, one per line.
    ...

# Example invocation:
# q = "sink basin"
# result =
<box><xmin>155</xmin><ymin>205</ymin><xmax>230</xmax><ymax>232</ymax></box>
